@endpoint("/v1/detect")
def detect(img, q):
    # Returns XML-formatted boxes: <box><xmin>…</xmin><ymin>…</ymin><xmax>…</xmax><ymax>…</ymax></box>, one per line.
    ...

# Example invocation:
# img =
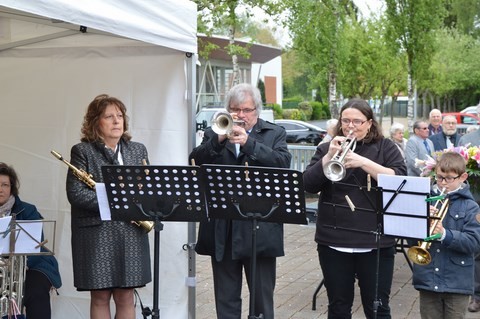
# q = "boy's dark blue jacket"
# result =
<box><xmin>11</xmin><ymin>195</ymin><xmax>62</xmax><ymax>289</ymax></box>
<box><xmin>412</xmin><ymin>183</ymin><xmax>480</xmax><ymax>295</ymax></box>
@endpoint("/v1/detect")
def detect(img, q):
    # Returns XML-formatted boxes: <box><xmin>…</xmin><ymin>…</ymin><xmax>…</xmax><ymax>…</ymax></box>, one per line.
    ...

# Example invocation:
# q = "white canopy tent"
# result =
<box><xmin>0</xmin><ymin>1</ymin><xmax>197</xmax><ymax>318</ymax></box>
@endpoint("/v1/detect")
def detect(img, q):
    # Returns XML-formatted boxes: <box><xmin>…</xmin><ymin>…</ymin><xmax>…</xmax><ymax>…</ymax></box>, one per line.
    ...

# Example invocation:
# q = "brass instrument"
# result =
<box><xmin>1</xmin><ymin>216</ymin><xmax>27</xmax><ymax>316</ymax></box>
<box><xmin>323</xmin><ymin>131</ymin><xmax>357</xmax><ymax>182</ymax></box>
<box><xmin>407</xmin><ymin>189</ymin><xmax>449</xmax><ymax>265</ymax></box>
<box><xmin>211</xmin><ymin>110</ymin><xmax>245</xmax><ymax>136</ymax></box>
<box><xmin>132</xmin><ymin>159</ymin><xmax>155</xmax><ymax>232</ymax></box>
<box><xmin>51</xmin><ymin>150</ymin><xmax>96</xmax><ymax>189</ymax></box>
<box><xmin>51</xmin><ymin>150</ymin><xmax>153</xmax><ymax>233</ymax></box>
<box><xmin>0</xmin><ymin>255</ymin><xmax>26</xmax><ymax>316</ymax></box>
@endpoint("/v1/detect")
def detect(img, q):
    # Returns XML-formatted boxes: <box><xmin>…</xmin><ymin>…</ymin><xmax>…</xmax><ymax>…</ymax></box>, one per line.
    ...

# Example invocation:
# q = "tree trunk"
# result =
<box><xmin>407</xmin><ymin>69</ymin><xmax>414</xmax><ymax>132</ymax></box>
<box><xmin>329</xmin><ymin>70</ymin><xmax>338</xmax><ymax>119</ymax></box>
<box><xmin>228</xmin><ymin>25</ymin><xmax>240</xmax><ymax>87</ymax></box>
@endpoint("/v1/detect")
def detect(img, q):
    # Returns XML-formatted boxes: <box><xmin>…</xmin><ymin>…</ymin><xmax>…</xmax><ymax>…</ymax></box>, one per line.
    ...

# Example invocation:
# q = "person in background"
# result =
<box><xmin>319</xmin><ymin>119</ymin><xmax>338</xmax><ymax>145</ymax></box>
<box><xmin>0</xmin><ymin>162</ymin><xmax>62</xmax><ymax>319</ymax></box>
<box><xmin>466</xmin><ymin>125</ymin><xmax>479</xmax><ymax>134</ymax></box>
<box><xmin>189</xmin><ymin>83</ymin><xmax>291</xmax><ymax>319</ymax></box>
<box><xmin>411</xmin><ymin>152</ymin><xmax>480</xmax><ymax>318</ymax></box>
<box><xmin>458</xmin><ymin>105</ymin><xmax>480</xmax><ymax>312</ymax></box>
<box><xmin>428</xmin><ymin>115</ymin><xmax>460</xmax><ymax>151</ymax></box>
<box><xmin>405</xmin><ymin>120</ymin><xmax>434</xmax><ymax>176</ymax></box>
<box><xmin>428</xmin><ymin>108</ymin><xmax>442</xmax><ymax>136</ymax></box>
<box><xmin>66</xmin><ymin>94</ymin><xmax>151</xmax><ymax>319</ymax></box>
<box><xmin>303</xmin><ymin>98</ymin><xmax>407</xmax><ymax>318</ymax></box>
<box><xmin>389</xmin><ymin>122</ymin><xmax>407</xmax><ymax>159</ymax></box>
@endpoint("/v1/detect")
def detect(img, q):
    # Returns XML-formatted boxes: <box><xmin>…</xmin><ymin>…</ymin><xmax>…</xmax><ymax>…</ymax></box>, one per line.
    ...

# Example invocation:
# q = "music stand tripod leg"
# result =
<box><xmin>248</xmin><ymin>218</ymin><xmax>263</xmax><ymax>319</ymax></box>
<box><xmin>151</xmin><ymin>220</ymin><xmax>163</xmax><ymax>319</ymax></box>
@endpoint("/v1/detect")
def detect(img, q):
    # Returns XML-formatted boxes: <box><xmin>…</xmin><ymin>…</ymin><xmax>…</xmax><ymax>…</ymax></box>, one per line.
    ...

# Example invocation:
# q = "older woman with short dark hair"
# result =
<box><xmin>0</xmin><ymin>162</ymin><xmax>61</xmax><ymax>319</ymax></box>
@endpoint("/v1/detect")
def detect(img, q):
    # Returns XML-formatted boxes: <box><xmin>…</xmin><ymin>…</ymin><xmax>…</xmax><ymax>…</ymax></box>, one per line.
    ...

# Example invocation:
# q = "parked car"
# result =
<box><xmin>442</xmin><ymin>112</ymin><xmax>480</xmax><ymax>135</ymax></box>
<box><xmin>460</xmin><ymin>105</ymin><xmax>478</xmax><ymax>116</ymax></box>
<box><xmin>275</xmin><ymin>119</ymin><xmax>327</xmax><ymax>145</ymax></box>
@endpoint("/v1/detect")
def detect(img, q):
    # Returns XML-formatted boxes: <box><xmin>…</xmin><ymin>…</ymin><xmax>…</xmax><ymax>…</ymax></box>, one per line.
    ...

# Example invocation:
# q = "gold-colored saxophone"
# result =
<box><xmin>51</xmin><ymin>150</ymin><xmax>154</xmax><ymax>233</ymax></box>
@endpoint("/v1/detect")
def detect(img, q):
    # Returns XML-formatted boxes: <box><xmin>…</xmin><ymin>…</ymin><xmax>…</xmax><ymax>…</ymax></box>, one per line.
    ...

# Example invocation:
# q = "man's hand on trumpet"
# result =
<box><xmin>218</xmin><ymin>124</ymin><xmax>248</xmax><ymax>145</ymax></box>
<box><xmin>227</xmin><ymin>125</ymin><xmax>249</xmax><ymax>145</ymax></box>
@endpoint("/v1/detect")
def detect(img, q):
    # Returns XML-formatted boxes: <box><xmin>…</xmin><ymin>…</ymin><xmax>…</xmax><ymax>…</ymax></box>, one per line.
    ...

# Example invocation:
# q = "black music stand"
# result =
<box><xmin>102</xmin><ymin>165</ymin><xmax>206</xmax><ymax>319</ymax></box>
<box><xmin>311</xmin><ymin>175</ymin><xmax>429</xmax><ymax>318</ymax></box>
<box><xmin>200</xmin><ymin>164</ymin><xmax>308</xmax><ymax>319</ymax></box>
<box><xmin>0</xmin><ymin>217</ymin><xmax>56</xmax><ymax>316</ymax></box>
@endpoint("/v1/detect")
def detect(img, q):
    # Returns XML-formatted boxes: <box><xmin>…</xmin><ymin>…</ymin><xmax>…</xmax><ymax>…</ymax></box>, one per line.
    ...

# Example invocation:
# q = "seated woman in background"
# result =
<box><xmin>0</xmin><ymin>162</ymin><xmax>62</xmax><ymax>319</ymax></box>
<box><xmin>389</xmin><ymin>122</ymin><xmax>407</xmax><ymax>159</ymax></box>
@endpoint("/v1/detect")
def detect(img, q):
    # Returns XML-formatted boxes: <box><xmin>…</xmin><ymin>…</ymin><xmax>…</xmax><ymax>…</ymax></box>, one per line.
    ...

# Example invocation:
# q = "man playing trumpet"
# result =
<box><xmin>412</xmin><ymin>152</ymin><xmax>480</xmax><ymax>319</ymax></box>
<box><xmin>189</xmin><ymin>83</ymin><xmax>291</xmax><ymax>319</ymax></box>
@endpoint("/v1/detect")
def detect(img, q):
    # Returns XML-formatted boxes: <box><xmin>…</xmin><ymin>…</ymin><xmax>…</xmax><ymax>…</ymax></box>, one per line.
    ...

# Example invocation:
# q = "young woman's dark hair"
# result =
<box><xmin>335</xmin><ymin>98</ymin><xmax>383</xmax><ymax>143</ymax></box>
<box><xmin>0</xmin><ymin>162</ymin><xmax>19</xmax><ymax>196</ymax></box>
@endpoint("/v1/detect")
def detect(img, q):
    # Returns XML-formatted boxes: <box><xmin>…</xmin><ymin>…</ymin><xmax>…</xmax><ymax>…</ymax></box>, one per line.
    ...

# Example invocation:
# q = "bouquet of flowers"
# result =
<box><xmin>415</xmin><ymin>145</ymin><xmax>480</xmax><ymax>194</ymax></box>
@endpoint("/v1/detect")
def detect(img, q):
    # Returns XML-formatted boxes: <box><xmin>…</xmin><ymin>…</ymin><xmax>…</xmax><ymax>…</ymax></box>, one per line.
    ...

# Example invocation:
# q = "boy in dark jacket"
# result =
<box><xmin>412</xmin><ymin>152</ymin><xmax>480</xmax><ymax>318</ymax></box>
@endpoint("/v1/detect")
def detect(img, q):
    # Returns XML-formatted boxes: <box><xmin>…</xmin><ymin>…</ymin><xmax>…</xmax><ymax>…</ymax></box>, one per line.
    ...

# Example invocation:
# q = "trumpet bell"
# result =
<box><xmin>324</xmin><ymin>160</ymin><xmax>346</xmax><ymax>182</ymax></box>
<box><xmin>407</xmin><ymin>245</ymin><xmax>432</xmax><ymax>265</ymax></box>
<box><xmin>211</xmin><ymin>110</ymin><xmax>234</xmax><ymax>135</ymax></box>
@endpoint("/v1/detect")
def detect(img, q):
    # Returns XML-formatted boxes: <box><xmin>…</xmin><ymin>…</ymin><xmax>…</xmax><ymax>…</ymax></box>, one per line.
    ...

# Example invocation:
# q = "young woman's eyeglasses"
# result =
<box><xmin>435</xmin><ymin>175</ymin><xmax>460</xmax><ymax>183</ymax></box>
<box><xmin>340</xmin><ymin>119</ymin><xmax>368</xmax><ymax>126</ymax></box>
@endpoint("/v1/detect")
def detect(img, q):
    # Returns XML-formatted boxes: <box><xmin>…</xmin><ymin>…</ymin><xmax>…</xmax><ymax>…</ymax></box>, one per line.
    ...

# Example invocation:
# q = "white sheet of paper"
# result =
<box><xmin>15</xmin><ymin>221</ymin><xmax>43</xmax><ymax>253</ymax></box>
<box><xmin>0</xmin><ymin>216</ymin><xmax>12</xmax><ymax>254</ymax></box>
<box><xmin>377</xmin><ymin>174</ymin><xmax>431</xmax><ymax>239</ymax></box>
<box><xmin>96</xmin><ymin>182</ymin><xmax>112</xmax><ymax>221</ymax></box>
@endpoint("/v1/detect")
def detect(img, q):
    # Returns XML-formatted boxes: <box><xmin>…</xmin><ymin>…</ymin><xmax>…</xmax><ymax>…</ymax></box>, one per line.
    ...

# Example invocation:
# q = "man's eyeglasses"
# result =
<box><xmin>340</xmin><ymin>119</ymin><xmax>368</xmax><ymax>126</ymax></box>
<box><xmin>0</xmin><ymin>183</ymin><xmax>11</xmax><ymax>189</ymax></box>
<box><xmin>417</xmin><ymin>127</ymin><xmax>429</xmax><ymax>130</ymax></box>
<box><xmin>435</xmin><ymin>175</ymin><xmax>460</xmax><ymax>183</ymax></box>
<box><xmin>230</xmin><ymin>108</ymin><xmax>256</xmax><ymax>114</ymax></box>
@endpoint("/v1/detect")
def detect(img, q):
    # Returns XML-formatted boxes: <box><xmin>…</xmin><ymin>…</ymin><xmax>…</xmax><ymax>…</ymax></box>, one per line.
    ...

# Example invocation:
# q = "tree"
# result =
<box><xmin>284</xmin><ymin>0</ymin><xmax>358</xmax><ymax>118</ymax></box>
<box><xmin>194</xmin><ymin>0</ymin><xmax>283</xmax><ymax>87</ymax></box>
<box><xmin>385</xmin><ymin>0</ymin><xmax>446</xmax><ymax>130</ymax></box>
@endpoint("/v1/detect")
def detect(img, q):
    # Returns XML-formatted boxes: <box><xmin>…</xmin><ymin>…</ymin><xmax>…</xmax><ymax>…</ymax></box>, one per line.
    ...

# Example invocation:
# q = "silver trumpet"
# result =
<box><xmin>211</xmin><ymin>110</ymin><xmax>245</xmax><ymax>136</ymax></box>
<box><xmin>323</xmin><ymin>131</ymin><xmax>357</xmax><ymax>182</ymax></box>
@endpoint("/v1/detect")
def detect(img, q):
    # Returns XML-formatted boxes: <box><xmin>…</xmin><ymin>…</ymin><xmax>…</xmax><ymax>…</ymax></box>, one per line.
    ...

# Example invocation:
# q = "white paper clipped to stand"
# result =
<box><xmin>378</xmin><ymin>174</ymin><xmax>430</xmax><ymax>239</ymax></box>
<box><xmin>96</xmin><ymin>182</ymin><xmax>112</xmax><ymax>221</ymax></box>
<box><xmin>0</xmin><ymin>217</ymin><xmax>43</xmax><ymax>254</ymax></box>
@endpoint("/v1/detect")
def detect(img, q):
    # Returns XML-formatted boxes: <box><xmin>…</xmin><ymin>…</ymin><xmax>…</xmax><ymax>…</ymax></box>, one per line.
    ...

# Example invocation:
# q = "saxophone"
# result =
<box><xmin>51</xmin><ymin>150</ymin><xmax>154</xmax><ymax>233</ymax></box>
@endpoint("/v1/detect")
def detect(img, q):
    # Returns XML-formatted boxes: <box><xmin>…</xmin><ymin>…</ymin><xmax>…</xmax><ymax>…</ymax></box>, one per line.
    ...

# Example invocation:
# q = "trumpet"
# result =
<box><xmin>323</xmin><ymin>131</ymin><xmax>357</xmax><ymax>182</ymax></box>
<box><xmin>407</xmin><ymin>188</ymin><xmax>449</xmax><ymax>265</ymax></box>
<box><xmin>51</xmin><ymin>150</ymin><xmax>154</xmax><ymax>233</ymax></box>
<box><xmin>211</xmin><ymin>110</ymin><xmax>245</xmax><ymax>136</ymax></box>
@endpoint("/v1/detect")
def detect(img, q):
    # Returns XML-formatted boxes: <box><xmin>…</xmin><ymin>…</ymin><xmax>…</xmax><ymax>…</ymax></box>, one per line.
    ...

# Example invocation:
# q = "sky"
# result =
<box><xmin>249</xmin><ymin>0</ymin><xmax>386</xmax><ymax>48</ymax></box>
<box><xmin>353</xmin><ymin>0</ymin><xmax>385</xmax><ymax>17</ymax></box>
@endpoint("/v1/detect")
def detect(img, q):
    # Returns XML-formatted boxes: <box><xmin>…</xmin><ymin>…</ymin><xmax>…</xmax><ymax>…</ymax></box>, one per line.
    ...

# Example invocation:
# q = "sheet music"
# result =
<box><xmin>0</xmin><ymin>216</ymin><xmax>12</xmax><ymax>253</ymax></box>
<box><xmin>96</xmin><ymin>182</ymin><xmax>112</xmax><ymax>221</ymax></box>
<box><xmin>15</xmin><ymin>221</ymin><xmax>43</xmax><ymax>253</ymax></box>
<box><xmin>0</xmin><ymin>219</ymin><xmax>43</xmax><ymax>254</ymax></box>
<box><xmin>378</xmin><ymin>174</ymin><xmax>430</xmax><ymax>239</ymax></box>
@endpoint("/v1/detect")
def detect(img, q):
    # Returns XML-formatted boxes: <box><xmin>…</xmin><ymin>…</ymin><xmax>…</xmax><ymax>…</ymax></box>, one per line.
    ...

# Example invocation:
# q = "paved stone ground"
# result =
<box><xmin>195</xmin><ymin>223</ymin><xmax>480</xmax><ymax>319</ymax></box>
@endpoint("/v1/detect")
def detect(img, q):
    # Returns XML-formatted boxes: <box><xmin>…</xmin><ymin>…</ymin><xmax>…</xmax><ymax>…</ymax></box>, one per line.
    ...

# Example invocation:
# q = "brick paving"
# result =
<box><xmin>195</xmin><ymin>223</ymin><xmax>480</xmax><ymax>319</ymax></box>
